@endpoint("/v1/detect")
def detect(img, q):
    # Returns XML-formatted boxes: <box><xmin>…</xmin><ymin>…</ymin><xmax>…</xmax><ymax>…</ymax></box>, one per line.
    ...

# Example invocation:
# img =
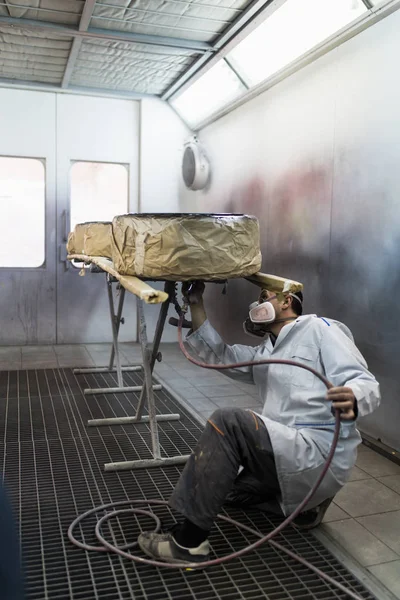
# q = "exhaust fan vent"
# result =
<box><xmin>182</xmin><ymin>139</ymin><xmax>210</xmax><ymax>191</ymax></box>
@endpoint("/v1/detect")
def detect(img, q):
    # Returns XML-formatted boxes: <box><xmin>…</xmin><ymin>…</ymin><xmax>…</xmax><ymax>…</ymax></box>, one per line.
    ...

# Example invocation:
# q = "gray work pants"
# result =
<box><xmin>169</xmin><ymin>407</ymin><xmax>281</xmax><ymax>531</ymax></box>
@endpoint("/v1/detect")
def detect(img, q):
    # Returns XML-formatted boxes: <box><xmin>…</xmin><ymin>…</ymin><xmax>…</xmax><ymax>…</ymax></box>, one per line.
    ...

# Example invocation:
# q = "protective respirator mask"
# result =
<box><xmin>242</xmin><ymin>296</ymin><xmax>277</xmax><ymax>339</ymax></box>
<box><xmin>248</xmin><ymin>298</ymin><xmax>276</xmax><ymax>324</ymax></box>
<box><xmin>243</xmin><ymin>292</ymin><xmax>302</xmax><ymax>338</ymax></box>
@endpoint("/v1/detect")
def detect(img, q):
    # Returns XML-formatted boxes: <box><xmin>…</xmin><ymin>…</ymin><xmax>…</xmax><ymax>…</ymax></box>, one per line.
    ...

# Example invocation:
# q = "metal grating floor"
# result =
<box><xmin>0</xmin><ymin>367</ymin><xmax>376</xmax><ymax>600</ymax></box>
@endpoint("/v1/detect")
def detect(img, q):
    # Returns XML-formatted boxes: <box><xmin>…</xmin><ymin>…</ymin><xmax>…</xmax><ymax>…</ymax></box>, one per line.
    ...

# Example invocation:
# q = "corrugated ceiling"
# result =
<box><xmin>0</xmin><ymin>0</ymin><xmax>257</xmax><ymax>96</ymax></box>
<box><xmin>90</xmin><ymin>0</ymin><xmax>247</xmax><ymax>42</ymax></box>
<box><xmin>0</xmin><ymin>24</ymin><xmax>72</xmax><ymax>84</ymax></box>
<box><xmin>0</xmin><ymin>1</ymin><xmax>82</xmax><ymax>25</ymax></box>
<box><xmin>71</xmin><ymin>38</ymin><xmax>197</xmax><ymax>94</ymax></box>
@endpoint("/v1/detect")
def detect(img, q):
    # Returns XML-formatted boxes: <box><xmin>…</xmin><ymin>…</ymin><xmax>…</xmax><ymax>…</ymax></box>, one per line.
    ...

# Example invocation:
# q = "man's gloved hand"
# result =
<box><xmin>182</xmin><ymin>281</ymin><xmax>205</xmax><ymax>305</ymax></box>
<box><xmin>327</xmin><ymin>387</ymin><xmax>358</xmax><ymax>421</ymax></box>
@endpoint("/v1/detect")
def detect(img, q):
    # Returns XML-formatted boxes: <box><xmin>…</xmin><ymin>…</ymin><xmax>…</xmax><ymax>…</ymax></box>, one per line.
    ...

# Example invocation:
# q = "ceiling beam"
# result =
<box><xmin>79</xmin><ymin>0</ymin><xmax>97</xmax><ymax>32</ymax></box>
<box><xmin>161</xmin><ymin>0</ymin><xmax>279</xmax><ymax>100</ymax></box>
<box><xmin>213</xmin><ymin>0</ymin><xmax>276</xmax><ymax>51</ymax></box>
<box><xmin>0</xmin><ymin>76</ymin><xmax>154</xmax><ymax>99</ymax></box>
<box><xmin>62</xmin><ymin>38</ymin><xmax>83</xmax><ymax>88</ymax></box>
<box><xmin>0</xmin><ymin>15</ymin><xmax>213</xmax><ymax>52</ymax></box>
<box><xmin>161</xmin><ymin>52</ymin><xmax>212</xmax><ymax>100</ymax></box>
<box><xmin>62</xmin><ymin>0</ymin><xmax>96</xmax><ymax>88</ymax></box>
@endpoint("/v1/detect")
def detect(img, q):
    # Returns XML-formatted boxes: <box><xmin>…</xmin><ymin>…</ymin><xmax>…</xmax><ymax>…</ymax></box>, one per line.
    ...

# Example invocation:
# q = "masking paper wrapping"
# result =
<box><xmin>111</xmin><ymin>213</ymin><xmax>262</xmax><ymax>281</ymax></box>
<box><xmin>66</xmin><ymin>222</ymin><xmax>112</xmax><ymax>258</ymax></box>
<box><xmin>66</xmin><ymin>254</ymin><xmax>168</xmax><ymax>303</ymax></box>
<box><xmin>84</xmin><ymin>222</ymin><xmax>112</xmax><ymax>258</ymax></box>
<box><xmin>246</xmin><ymin>272</ymin><xmax>303</xmax><ymax>294</ymax></box>
<box><xmin>67</xmin><ymin>225</ymin><xmax>85</xmax><ymax>255</ymax></box>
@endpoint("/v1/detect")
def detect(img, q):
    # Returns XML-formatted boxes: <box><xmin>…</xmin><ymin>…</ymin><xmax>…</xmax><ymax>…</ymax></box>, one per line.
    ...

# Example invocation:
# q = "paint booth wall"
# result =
<box><xmin>140</xmin><ymin>98</ymin><xmax>191</xmax><ymax>342</ymax></box>
<box><xmin>179</xmin><ymin>10</ymin><xmax>400</xmax><ymax>451</ymax></box>
<box><xmin>0</xmin><ymin>90</ymin><xmax>189</xmax><ymax>345</ymax></box>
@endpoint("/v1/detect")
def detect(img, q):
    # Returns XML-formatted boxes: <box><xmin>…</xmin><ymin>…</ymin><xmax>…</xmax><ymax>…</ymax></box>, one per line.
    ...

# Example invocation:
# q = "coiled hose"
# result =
<box><xmin>68</xmin><ymin>314</ymin><xmax>364</xmax><ymax>600</ymax></box>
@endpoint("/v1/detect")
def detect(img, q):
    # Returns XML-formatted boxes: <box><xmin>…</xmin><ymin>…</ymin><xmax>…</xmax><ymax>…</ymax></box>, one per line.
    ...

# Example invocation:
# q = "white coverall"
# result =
<box><xmin>187</xmin><ymin>314</ymin><xmax>381</xmax><ymax>514</ymax></box>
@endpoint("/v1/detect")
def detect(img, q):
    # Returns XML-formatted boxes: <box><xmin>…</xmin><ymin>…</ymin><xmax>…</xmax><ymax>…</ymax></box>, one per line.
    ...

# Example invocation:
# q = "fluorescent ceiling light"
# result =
<box><xmin>227</xmin><ymin>0</ymin><xmax>368</xmax><ymax>87</ymax></box>
<box><xmin>170</xmin><ymin>60</ymin><xmax>247</xmax><ymax>128</ymax></box>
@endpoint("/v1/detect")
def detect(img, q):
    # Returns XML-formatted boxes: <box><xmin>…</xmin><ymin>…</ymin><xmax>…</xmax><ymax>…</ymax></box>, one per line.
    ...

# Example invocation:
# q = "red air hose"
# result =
<box><xmin>68</xmin><ymin>314</ymin><xmax>365</xmax><ymax>600</ymax></box>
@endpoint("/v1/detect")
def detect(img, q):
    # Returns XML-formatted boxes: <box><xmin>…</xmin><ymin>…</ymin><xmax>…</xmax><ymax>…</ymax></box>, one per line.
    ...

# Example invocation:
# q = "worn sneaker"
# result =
<box><xmin>291</xmin><ymin>497</ymin><xmax>334</xmax><ymax>531</ymax></box>
<box><xmin>137</xmin><ymin>531</ymin><xmax>210</xmax><ymax>565</ymax></box>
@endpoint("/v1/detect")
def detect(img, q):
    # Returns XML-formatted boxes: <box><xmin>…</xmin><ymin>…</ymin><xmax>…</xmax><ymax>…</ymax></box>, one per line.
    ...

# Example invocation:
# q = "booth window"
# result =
<box><xmin>0</xmin><ymin>157</ymin><xmax>45</xmax><ymax>268</ymax></box>
<box><xmin>227</xmin><ymin>0</ymin><xmax>368</xmax><ymax>87</ymax></box>
<box><xmin>170</xmin><ymin>59</ymin><xmax>246</xmax><ymax>128</ymax></box>
<box><xmin>70</xmin><ymin>161</ymin><xmax>129</xmax><ymax>231</ymax></box>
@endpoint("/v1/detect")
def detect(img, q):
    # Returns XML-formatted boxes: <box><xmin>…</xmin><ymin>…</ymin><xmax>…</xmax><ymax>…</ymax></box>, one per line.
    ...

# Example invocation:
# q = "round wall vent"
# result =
<box><xmin>182</xmin><ymin>139</ymin><xmax>210</xmax><ymax>191</ymax></box>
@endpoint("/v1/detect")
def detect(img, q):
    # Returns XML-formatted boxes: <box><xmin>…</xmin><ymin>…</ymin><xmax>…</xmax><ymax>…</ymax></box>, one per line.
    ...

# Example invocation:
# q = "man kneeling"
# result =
<box><xmin>138</xmin><ymin>283</ymin><xmax>380</xmax><ymax>564</ymax></box>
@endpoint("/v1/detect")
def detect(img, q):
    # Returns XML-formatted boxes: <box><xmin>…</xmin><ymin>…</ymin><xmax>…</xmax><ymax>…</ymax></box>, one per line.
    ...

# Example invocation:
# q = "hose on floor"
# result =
<box><xmin>68</xmin><ymin>314</ymin><xmax>364</xmax><ymax>600</ymax></box>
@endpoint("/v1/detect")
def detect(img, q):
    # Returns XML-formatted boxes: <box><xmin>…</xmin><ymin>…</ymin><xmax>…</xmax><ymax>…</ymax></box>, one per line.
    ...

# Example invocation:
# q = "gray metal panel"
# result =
<box><xmin>0</xmin><ymin>269</ymin><xmax>56</xmax><ymax>344</ymax></box>
<box><xmin>61</xmin><ymin>37</ymin><xmax>82</xmax><ymax>88</ymax></box>
<box><xmin>0</xmin><ymin>89</ymin><xmax>57</xmax><ymax>345</ymax></box>
<box><xmin>55</xmin><ymin>94</ymin><xmax>139</xmax><ymax>344</ymax></box>
<box><xmin>79</xmin><ymin>0</ymin><xmax>96</xmax><ymax>31</ymax></box>
<box><xmin>0</xmin><ymin>16</ymin><xmax>214</xmax><ymax>51</ymax></box>
<box><xmin>0</xmin><ymin>0</ymin><xmax>82</xmax><ymax>25</ymax></box>
<box><xmin>0</xmin><ymin>25</ymin><xmax>71</xmax><ymax>84</ymax></box>
<box><xmin>91</xmin><ymin>0</ymin><xmax>252</xmax><ymax>43</ymax></box>
<box><xmin>0</xmin><ymin>76</ymin><xmax>154</xmax><ymax>99</ymax></box>
<box><xmin>0</xmin><ymin>1</ymin><xmax>260</xmax><ymax>96</ymax></box>
<box><xmin>70</xmin><ymin>38</ymin><xmax>195</xmax><ymax>94</ymax></box>
<box><xmin>62</xmin><ymin>0</ymin><xmax>97</xmax><ymax>88</ymax></box>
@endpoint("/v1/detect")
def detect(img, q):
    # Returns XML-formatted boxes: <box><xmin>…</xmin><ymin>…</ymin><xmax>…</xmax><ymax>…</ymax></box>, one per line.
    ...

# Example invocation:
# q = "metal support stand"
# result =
<box><xmin>103</xmin><ymin>281</ymin><xmax>191</xmax><ymax>471</ymax></box>
<box><xmin>74</xmin><ymin>366</ymin><xmax>141</xmax><ymax>374</ymax></box>
<box><xmin>74</xmin><ymin>275</ymin><xmax>150</xmax><ymax>395</ymax></box>
<box><xmin>85</xmin><ymin>384</ymin><xmax>162</xmax><ymax>396</ymax></box>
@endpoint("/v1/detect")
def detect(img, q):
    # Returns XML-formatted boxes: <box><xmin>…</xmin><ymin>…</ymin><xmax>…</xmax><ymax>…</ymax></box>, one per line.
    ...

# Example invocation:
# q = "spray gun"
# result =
<box><xmin>168</xmin><ymin>281</ymin><xmax>198</xmax><ymax>329</ymax></box>
<box><xmin>169</xmin><ymin>280</ymin><xmax>228</xmax><ymax>329</ymax></box>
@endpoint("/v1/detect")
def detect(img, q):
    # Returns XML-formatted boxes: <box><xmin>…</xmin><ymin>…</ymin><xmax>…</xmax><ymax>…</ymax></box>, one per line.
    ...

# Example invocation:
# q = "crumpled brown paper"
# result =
<box><xmin>66</xmin><ymin>225</ymin><xmax>84</xmax><ymax>255</ymax></box>
<box><xmin>111</xmin><ymin>214</ymin><xmax>262</xmax><ymax>281</ymax></box>
<box><xmin>66</xmin><ymin>222</ymin><xmax>112</xmax><ymax>258</ymax></box>
<box><xmin>84</xmin><ymin>222</ymin><xmax>112</xmax><ymax>258</ymax></box>
<box><xmin>246</xmin><ymin>272</ymin><xmax>303</xmax><ymax>294</ymax></box>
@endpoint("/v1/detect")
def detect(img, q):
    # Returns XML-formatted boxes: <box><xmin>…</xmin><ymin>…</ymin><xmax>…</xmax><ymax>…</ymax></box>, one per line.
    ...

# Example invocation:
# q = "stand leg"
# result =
<box><xmin>84</xmin><ymin>384</ymin><xmax>162</xmax><ymax>396</ymax></box>
<box><xmin>105</xmin><ymin>456</ymin><xmax>189</xmax><ymax>471</ymax></box>
<box><xmin>107</xmin><ymin>277</ymin><xmax>124</xmax><ymax>388</ymax></box>
<box><xmin>108</xmin><ymin>285</ymin><xmax>125</xmax><ymax>371</ymax></box>
<box><xmin>73</xmin><ymin>275</ymin><xmax>143</xmax><ymax>378</ymax></box>
<box><xmin>74</xmin><ymin>366</ymin><xmax>142</xmax><ymax>375</ymax></box>
<box><xmin>93</xmin><ymin>280</ymin><xmax>191</xmax><ymax>470</ymax></box>
<box><xmin>88</xmin><ymin>414</ymin><xmax>180</xmax><ymax>426</ymax></box>
<box><xmin>137</xmin><ymin>299</ymin><xmax>161</xmax><ymax>460</ymax></box>
<box><xmin>77</xmin><ymin>278</ymin><xmax>143</xmax><ymax>384</ymax></box>
<box><xmin>135</xmin><ymin>282</ymin><xmax>173</xmax><ymax>421</ymax></box>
